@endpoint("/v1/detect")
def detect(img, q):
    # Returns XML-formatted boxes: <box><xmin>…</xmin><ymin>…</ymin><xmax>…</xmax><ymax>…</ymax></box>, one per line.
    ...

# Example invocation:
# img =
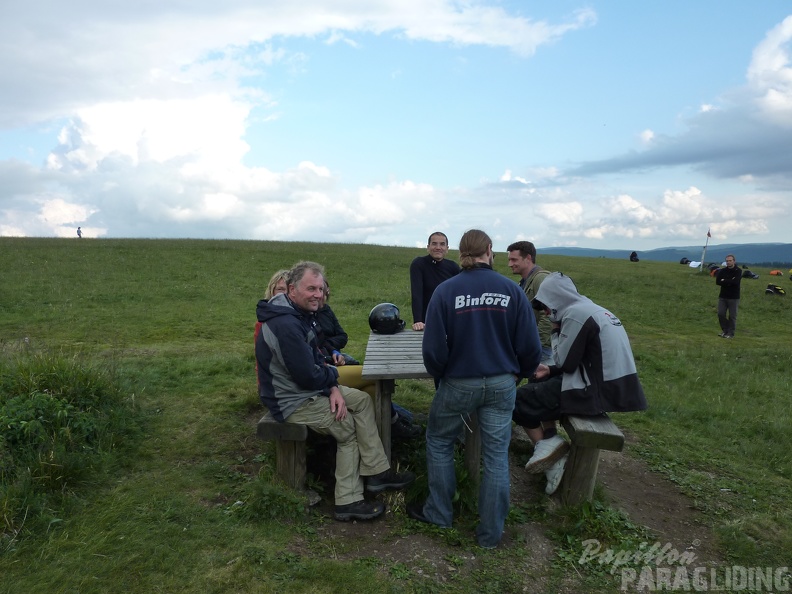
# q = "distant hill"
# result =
<box><xmin>537</xmin><ymin>243</ymin><xmax>792</xmax><ymax>267</ymax></box>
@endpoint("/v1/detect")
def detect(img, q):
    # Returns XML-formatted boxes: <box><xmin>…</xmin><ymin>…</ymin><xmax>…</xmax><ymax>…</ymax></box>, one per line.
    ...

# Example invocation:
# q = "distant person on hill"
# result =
<box><xmin>513</xmin><ymin>272</ymin><xmax>647</xmax><ymax>495</ymax></box>
<box><xmin>507</xmin><ymin>240</ymin><xmax>553</xmax><ymax>363</ymax></box>
<box><xmin>255</xmin><ymin>261</ymin><xmax>415</xmax><ymax>521</ymax></box>
<box><xmin>77</xmin><ymin>227</ymin><xmax>82</xmax><ymax>238</ymax></box>
<box><xmin>409</xmin><ymin>232</ymin><xmax>460</xmax><ymax>330</ymax></box>
<box><xmin>629</xmin><ymin>251</ymin><xmax>639</xmax><ymax>262</ymax></box>
<box><xmin>315</xmin><ymin>280</ymin><xmax>420</xmax><ymax>440</ymax></box>
<box><xmin>715</xmin><ymin>254</ymin><xmax>741</xmax><ymax>339</ymax></box>
<box><xmin>408</xmin><ymin>229</ymin><xmax>541</xmax><ymax>549</ymax></box>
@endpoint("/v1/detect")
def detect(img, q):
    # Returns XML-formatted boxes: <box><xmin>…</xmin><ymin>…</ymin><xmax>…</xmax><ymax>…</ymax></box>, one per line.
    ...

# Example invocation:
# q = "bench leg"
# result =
<box><xmin>375</xmin><ymin>379</ymin><xmax>394</xmax><ymax>463</ymax></box>
<box><xmin>560</xmin><ymin>443</ymin><xmax>600</xmax><ymax>505</ymax></box>
<box><xmin>275</xmin><ymin>440</ymin><xmax>307</xmax><ymax>490</ymax></box>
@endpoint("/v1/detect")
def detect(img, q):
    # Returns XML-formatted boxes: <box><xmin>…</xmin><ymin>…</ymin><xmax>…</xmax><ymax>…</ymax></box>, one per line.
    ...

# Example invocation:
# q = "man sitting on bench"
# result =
<box><xmin>513</xmin><ymin>272</ymin><xmax>647</xmax><ymax>495</ymax></box>
<box><xmin>255</xmin><ymin>260</ymin><xmax>415</xmax><ymax>521</ymax></box>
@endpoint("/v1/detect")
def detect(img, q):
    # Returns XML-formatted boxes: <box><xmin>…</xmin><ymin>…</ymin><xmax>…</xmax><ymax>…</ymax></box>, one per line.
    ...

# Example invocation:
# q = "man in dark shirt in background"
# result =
<box><xmin>716</xmin><ymin>254</ymin><xmax>741</xmax><ymax>338</ymax></box>
<box><xmin>409</xmin><ymin>231</ymin><xmax>460</xmax><ymax>330</ymax></box>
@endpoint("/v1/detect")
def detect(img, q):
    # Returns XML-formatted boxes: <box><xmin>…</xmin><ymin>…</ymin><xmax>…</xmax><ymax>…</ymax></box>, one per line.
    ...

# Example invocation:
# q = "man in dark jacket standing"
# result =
<box><xmin>716</xmin><ymin>254</ymin><xmax>741</xmax><ymax>339</ymax></box>
<box><xmin>408</xmin><ymin>229</ymin><xmax>542</xmax><ymax>549</ymax></box>
<box><xmin>409</xmin><ymin>231</ymin><xmax>460</xmax><ymax>330</ymax></box>
<box><xmin>255</xmin><ymin>261</ymin><xmax>414</xmax><ymax>522</ymax></box>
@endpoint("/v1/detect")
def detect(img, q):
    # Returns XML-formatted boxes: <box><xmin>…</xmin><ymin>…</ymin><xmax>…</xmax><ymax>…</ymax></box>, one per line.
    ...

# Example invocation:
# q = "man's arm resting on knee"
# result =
<box><xmin>328</xmin><ymin>386</ymin><xmax>347</xmax><ymax>421</ymax></box>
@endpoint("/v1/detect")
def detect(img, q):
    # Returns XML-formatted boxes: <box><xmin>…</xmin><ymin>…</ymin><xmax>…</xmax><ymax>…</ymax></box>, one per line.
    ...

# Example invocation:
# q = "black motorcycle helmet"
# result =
<box><xmin>368</xmin><ymin>303</ymin><xmax>406</xmax><ymax>334</ymax></box>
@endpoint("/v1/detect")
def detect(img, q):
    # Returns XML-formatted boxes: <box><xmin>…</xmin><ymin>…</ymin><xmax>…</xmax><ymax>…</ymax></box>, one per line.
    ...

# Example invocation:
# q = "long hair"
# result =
<box><xmin>264</xmin><ymin>269</ymin><xmax>290</xmax><ymax>299</ymax></box>
<box><xmin>458</xmin><ymin>229</ymin><xmax>492</xmax><ymax>269</ymax></box>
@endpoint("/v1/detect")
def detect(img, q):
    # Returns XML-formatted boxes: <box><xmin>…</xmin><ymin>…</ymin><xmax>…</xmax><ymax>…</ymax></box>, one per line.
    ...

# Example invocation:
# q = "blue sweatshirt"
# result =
<box><xmin>422</xmin><ymin>264</ymin><xmax>541</xmax><ymax>380</ymax></box>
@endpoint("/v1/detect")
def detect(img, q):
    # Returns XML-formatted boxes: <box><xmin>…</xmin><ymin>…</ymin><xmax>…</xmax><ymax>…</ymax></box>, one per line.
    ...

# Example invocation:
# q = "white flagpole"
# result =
<box><xmin>699</xmin><ymin>229</ymin><xmax>711</xmax><ymax>272</ymax></box>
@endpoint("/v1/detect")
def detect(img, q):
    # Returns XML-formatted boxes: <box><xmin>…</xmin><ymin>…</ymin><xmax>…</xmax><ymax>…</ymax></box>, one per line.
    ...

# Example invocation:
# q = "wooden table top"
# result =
<box><xmin>361</xmin><ymin>329</ymin><xmax>432</xmax><ymax>380</ymax></box>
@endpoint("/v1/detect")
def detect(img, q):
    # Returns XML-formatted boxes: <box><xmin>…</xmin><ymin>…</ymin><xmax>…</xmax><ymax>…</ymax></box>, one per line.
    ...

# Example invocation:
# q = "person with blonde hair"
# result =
<box><xmin>264</xmin><ymin>269</ymin><xmax>289</xmax><ymax>300</ymax></box>
<box><xmin>408</xmin><ymin>229</ymin><xmax>541</xmax><ymax>548</ymax></box>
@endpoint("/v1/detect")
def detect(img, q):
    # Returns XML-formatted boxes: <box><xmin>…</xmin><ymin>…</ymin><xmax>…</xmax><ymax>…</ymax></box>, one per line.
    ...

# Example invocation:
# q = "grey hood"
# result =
<box><xmin>533</xmin><ymin>272</ymin><xmax>591</xmax><ymax>323</ymax></box>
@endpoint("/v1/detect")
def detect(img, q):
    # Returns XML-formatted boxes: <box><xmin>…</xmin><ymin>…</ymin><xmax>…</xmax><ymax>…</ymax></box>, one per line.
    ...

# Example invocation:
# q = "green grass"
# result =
<box><xmin>1</xmin><ymin>237</ymin><xmax>791</xmax><ymax>593</ymax></box>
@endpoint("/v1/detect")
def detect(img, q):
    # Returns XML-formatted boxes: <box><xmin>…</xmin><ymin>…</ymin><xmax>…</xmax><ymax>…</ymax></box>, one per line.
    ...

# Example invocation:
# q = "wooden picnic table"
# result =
<box><xmin>361</xmin><ymin>329</ymin><xmax>481</xmax><ymax>480</ymax></box>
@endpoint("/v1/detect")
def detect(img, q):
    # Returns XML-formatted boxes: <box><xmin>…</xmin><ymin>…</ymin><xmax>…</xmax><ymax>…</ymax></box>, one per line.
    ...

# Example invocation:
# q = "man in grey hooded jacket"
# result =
<box><xmin>512</xmin><ymin>272</ymin><xmax>647</xmax><ymax>494</ymax></box>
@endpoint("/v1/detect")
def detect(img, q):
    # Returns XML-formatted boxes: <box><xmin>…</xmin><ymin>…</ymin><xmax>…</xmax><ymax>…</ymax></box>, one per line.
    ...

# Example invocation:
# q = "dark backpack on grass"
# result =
<box><xmin>765</xmin><ymin>284</ymin><xmax>786</xmax><ymax>295</ymax></box>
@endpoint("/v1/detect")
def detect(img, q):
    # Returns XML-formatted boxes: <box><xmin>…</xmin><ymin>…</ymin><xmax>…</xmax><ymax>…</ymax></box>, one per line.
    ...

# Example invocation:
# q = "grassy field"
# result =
<box><xmin>1</xmin><ymin>237</ymin><xmax>791</xmax><ymax>593</ymax></box>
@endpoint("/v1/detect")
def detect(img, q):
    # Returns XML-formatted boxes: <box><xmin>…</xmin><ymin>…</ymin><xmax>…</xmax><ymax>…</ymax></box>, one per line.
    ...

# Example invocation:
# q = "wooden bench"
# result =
<box><xmin>558</xmin><ymin>413</ymin><xmax>625</xmax><ymax>505</ymax></box>
<box><xmin>256</xmin><ymin>413</ymin><xmax>308</xmax><ymax>490</ymax></box>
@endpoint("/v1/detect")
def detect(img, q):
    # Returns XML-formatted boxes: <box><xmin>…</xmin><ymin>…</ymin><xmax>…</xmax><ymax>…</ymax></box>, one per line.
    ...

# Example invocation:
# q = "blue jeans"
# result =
<box><xmin>423</xmin><ymin>374</ymin><xmax>516</xmax><ymax>548</ymax></box>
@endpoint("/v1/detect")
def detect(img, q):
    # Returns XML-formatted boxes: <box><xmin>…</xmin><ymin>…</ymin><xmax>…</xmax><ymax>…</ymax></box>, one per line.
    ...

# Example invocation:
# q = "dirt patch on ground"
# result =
<box><xmin>597</xmin><ymin>435</ymin><xmax>722</xmax><ymax>569</ymax></box>
<box><xmin>268</xmin><ymin>424</ymin><xmax>724</xmax><ymax>591</ymax></box>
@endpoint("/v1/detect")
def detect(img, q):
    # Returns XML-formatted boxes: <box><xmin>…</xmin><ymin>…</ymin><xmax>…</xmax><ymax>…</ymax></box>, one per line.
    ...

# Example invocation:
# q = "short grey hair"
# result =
<box><xmin>288</xmin><ymin>261</ymin><xmax>325</xmax><ymax>288</ymax></box>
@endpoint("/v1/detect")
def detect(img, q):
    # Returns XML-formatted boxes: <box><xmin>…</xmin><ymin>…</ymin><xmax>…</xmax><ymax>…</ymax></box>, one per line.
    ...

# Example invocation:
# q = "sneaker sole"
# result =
<box><xmin>334</xmin><ymin>507</ymin><xmax>385</xmax><ymax>521</ymax></box>
<box><xmin>545</xmin><ymin>455</ymin><xmax>568</xmax><ymax>495</ymax></box>
<box><xmin>525</xmin><ymin>441</ymin><xmax>570</xmax><ymax>474</ymax></box>
<box><xmin>366</xmin><ymin>480</ymin><xmax>412</xmax><ymax>494</ymax></box>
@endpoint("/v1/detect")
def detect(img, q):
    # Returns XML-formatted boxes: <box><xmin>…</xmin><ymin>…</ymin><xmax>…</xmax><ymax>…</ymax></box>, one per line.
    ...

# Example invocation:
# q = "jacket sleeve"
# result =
<box><xmin>553</xmin><ymin>317</ymin><xmax>598</xmax><ymax>375</ymax></box>
<box><xmin>277</xmin><ymin>318</ymin><xmax>339</xmax><ymax>391</ymax></box>
<box><xmin>409</xmin><ymin>258</ymin><xmax>425</xmax><ymax>323</ymax></box>
<box><xmin>512</xmin><ymin>291</ymin><xmax>542</xmax><ymax>378</ymax></box>
<box><xmin>716</xmin><ymin>269</ymin><xmax>742</xmax><ymax>286</ymax></box>
<box><xmin>421</xmin><ymin>293</ymin><xmax>449</xmax><ymax>378</ymax></box>
<box><xmin>322</xmin><ymin>307</ymin><xmax>349</xmax><ymax>351</ymax></box>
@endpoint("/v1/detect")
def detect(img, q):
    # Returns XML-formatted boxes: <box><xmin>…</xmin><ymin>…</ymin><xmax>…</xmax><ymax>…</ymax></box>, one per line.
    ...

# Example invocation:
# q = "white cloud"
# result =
<box><xmin>608</xmin><ymin>194</ymin><xmax>656</xmax><ymax>224</ymax></box>
<box><xmin>0</xmin><ymin>1</ymin><xmax>594</xmax><ymax>126</ymax></box>
<box><xmin>536</xmin><ymin>201</ymin><xmax>583</xmax><ymax>226</ymax></box>
<box><xmin>1</xmin><ymin>4</ymin><xmax>790</xmax><ymax>251</ymax></box>
<box><xmin>47</xmin><ymin>96</ymin><xmax>252</xmax><ymax>171</ymax></box>
<box><xmin>748</xmin><ymin>15</ymin><xmax>792</xmax><ymax>123</ymax></box>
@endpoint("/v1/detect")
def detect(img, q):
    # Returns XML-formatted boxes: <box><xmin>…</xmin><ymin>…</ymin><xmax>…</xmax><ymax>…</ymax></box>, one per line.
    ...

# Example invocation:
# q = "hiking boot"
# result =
<box><xmin>366</xmin><ymin>468</ymin><xmax>416</xmax><ymax>493</ymax></box>
<box><xmin>524</xmin><ymin>435</ymin><xmax>569</xmax><ymax>474</ymax></box>
<box><xmin>406</xmin><ymin>501</ymin><xmax>433</xmax><ymax>525</ymax></box>
<box><xmin>545</xmin><ymin>454</ymin><xmax>568</xmax><ymax>495</ymax></box>
<box><xmin>724</xmin><ymin>334</ymin><xmax>734</xmax><ymax>339</ymax></box>
<box><xmin>718</xmin><ymin>332</ymin><xmax>725</xmax><ymax>337</ymax></box>
<box><xmin>392</xmin><ymin>415</ymin><xmax>422</xmax><ymax>440</ymax></box>
<box><xmin>334</xmin><ymin>500</ymin><xmax>385</xmax><ymax>521</ymax></box>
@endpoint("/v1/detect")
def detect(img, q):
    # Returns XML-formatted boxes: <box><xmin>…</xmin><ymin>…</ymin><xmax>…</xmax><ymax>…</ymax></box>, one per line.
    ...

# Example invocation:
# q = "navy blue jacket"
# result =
<box><xmin>255</xmin><ymin>293</ymin><xmax>339</xmax><ymax>422</ymax></box>
<box><xmin>422</xmin><ymin>264</ymin><xmax>541</xmax><ymax>380</ymax></box>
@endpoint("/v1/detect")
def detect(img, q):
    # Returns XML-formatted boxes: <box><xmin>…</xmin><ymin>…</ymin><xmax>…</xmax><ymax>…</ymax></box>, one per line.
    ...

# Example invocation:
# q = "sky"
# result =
<box><xmin>1</xmin><ymin>1</ymin><xmax>792</xmax><ymax>251</ymax></box>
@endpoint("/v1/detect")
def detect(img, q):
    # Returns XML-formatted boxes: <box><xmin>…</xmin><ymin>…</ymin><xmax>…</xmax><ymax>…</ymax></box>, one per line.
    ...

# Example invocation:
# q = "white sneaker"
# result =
<box><xmin>545</xmin><ymin>454</ymin><xmax>568</xmax><ymax>495</ymax></box>
<box><xmin>524</xmin><ymin>435</ymin><xmax>569</xmax><ymax>474</ymax></box>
